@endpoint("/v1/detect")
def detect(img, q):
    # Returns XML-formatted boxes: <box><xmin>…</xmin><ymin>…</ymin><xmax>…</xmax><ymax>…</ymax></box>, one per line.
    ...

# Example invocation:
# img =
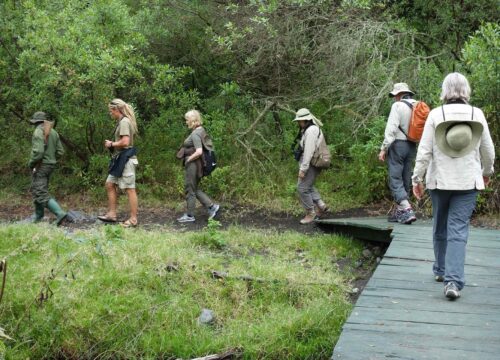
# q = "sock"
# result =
<box><xmin>399</xmin><ymin>199</ymin><xmax>411</xmax><ymax>209</ymax></box>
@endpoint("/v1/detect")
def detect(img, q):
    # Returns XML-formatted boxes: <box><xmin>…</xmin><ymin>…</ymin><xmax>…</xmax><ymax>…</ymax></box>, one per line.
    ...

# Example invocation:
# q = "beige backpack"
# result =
<box><xmin>311</xmin><ymin>129</ymin><xmax>331</xmax><ymax>169</ymax></box>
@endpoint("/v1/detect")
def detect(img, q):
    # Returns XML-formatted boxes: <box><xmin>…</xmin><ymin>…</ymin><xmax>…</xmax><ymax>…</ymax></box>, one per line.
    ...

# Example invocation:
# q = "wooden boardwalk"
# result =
<box><xmin>324</xmin><ymin>217</ymin><xmax>500</xmax><ymax>360</ymax></box>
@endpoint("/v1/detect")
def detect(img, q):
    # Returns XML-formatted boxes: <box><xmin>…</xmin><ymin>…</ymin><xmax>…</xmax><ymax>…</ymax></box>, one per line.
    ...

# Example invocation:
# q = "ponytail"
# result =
<box><xmin>109</xmin><ymin>98</ymin><xmax>139</xmax><ymax>135</ymax></box>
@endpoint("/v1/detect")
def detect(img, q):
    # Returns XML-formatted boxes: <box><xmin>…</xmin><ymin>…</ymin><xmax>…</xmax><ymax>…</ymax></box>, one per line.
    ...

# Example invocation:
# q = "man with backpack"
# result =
<box><xmin>378</xmin><ymin>83</ymin><xmax>427</xmax><ymax>224</ymax></box>
<box><xmin>293</xmin><ymin>108</ymin><xmax>330</xmax><ymax>224</ymax></box>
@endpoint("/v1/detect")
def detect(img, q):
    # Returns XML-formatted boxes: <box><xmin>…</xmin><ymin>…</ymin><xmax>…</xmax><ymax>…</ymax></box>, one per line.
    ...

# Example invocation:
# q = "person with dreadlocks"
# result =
<box><xmin>98</xmin><ymin>99</ymin><xmax>139</xmax><ymax>227</ymax></box>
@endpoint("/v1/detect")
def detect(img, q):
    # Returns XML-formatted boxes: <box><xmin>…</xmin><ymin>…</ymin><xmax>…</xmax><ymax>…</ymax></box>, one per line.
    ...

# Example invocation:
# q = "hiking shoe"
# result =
<box><xmin>315</xmin><ymin>202</ymin><xmax>329</xmax><ymax>217</ymax></box>
<box><xmin>177</xmin><ymin>214</ymin><xmax>195</xmax><ymax>223</ymax></box>
<box><xmin>387</xmin><ymin>208</ymin><xmax>400</xmax><ymax>222</ymax></box>
<box><xmin>397</xmin><ymin>208</ymin><xmax>417</xmax><ymax>224</ymax></box>
<box><xmin>435</xmin><ymin>275</ymin><xmax>445</xmax><ymax>282</ymax></box>
<box><xmin>207</xmin><ymin>204</ymin><xmax>220</xmax><ymax>220</ymax></box>
<box><xmin>300</xmin><ymin>212</ymin><xmax>317</xmax><ymax>225</ymax></box>
<box><xmin>444</xmin><ymin>282</ymin><xmax>460</xmax><ymax>299</ymax></box>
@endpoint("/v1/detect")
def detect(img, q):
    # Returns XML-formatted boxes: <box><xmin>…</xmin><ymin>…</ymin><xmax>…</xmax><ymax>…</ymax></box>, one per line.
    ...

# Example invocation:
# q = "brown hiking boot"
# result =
<box><xmin>315</xmin><ymin>202</ymin><xmax>329</xmax><ymax>217</ymax></box>
<box><xmin>300</xmin><ymin>211</ymin><xmax>316</xmax><ymax>225</ymax></box>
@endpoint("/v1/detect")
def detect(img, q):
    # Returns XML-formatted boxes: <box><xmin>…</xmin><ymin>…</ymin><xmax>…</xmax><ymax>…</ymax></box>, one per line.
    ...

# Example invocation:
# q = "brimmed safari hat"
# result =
<box><xmin>293</xmin><ymin>108</ymin><xmax>323</xmax><ymax>127</ymax></box>
<box><xmin>435</xmin><ymin>120</ymin><xmax>483</xmax><ymax>158</ymax></box>
<box><xmin>389</xmin><ymin>83</ymin><xmax>415</xmax><ymax>97</ymax></box>
<box><xmin>30</xmin><ymin>111</ymin><xmax>49</xmax><ymax>124</ymax></box>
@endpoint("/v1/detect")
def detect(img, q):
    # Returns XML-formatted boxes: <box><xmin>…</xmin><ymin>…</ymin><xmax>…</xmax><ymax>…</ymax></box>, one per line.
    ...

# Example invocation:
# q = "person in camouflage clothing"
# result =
<box><xmin>28</xmin><ymin>111</ymin><xmax>67</xmax><ymax>225</ymax></box>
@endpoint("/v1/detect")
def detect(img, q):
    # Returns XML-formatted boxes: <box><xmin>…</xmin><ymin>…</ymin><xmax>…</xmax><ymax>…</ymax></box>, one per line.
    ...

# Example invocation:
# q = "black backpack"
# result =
<box><xmin>202</xmin><ymin>147</ymin><xmax>217</xmax><ymax>177</ymax></box>
<box><xmin>201</xmin><ymin>128</ymin><xmax>217</xmax><ymax>177</ymax></box>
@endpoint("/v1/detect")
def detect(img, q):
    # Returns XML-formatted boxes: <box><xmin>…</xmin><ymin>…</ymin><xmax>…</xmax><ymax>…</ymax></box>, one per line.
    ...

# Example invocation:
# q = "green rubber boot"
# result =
<box><xmin>46</xmin><ymin>199</ymin><xmax>67</xmax><ymax>226</ymax></box>
<box><xmin>33</xmin><ymin>202</ymin><xmax>45</xmax><ymax>223</ymax></box>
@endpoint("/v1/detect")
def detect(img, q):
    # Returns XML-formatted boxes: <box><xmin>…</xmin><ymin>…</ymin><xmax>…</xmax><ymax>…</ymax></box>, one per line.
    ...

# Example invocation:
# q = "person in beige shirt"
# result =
<box><xmin>378</xmin><ymin>83</ymin><xmax>418</xmax><ymax>224</ymax></box>
<box><xmin>412</xmin><ymin>73</ymin><xmax>495</xmax><ymax>300</ymax></box>
<box><xmin>293</xmin><ymin>108</ymin><xmax>328</xmax><ymax>224</ymax></box>
<box><xmin>98</xmin><ymin>99</ymin><xmax>139</xmax><ymax>227</ymax></box>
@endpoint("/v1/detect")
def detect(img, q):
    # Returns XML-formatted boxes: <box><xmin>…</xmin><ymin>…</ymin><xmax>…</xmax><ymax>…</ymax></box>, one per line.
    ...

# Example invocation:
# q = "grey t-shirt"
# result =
<box><xmin>184</xmin><ymin>127</ymin><xmax>204</xmax><ymax>149</ymax></box>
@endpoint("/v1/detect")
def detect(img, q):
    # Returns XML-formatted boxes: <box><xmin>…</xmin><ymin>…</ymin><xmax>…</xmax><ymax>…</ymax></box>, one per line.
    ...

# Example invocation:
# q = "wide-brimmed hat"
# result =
<box><xmin>389</xmin><ymin>83</ymin><xmax>415</xmax><ymax>97</ymax></box>
<box><xmin>293</xmin><ymin>108</ymin><xmax>323</xmax><ymax>127</ymax></box>
<box><xmin>30</xmin><ymin>111</ymin><xmax>49</xmax><ymax>124</ymax></box>
<box><xmin>435</xmin><ymin>120</ymin><xmax>483</xmax><ymax>158</ymax></box>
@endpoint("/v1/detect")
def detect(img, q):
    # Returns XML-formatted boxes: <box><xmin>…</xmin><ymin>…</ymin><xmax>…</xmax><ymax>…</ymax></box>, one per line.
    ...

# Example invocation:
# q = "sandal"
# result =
<box><xmin>120</xmin><ymin>219</ymin><xmax>138</xmax><ymax>228</ymax></box>
<box><xmin>98</xmin><ymin>215</ymin><xmax>117</xmax><ymax>223</ymax></box>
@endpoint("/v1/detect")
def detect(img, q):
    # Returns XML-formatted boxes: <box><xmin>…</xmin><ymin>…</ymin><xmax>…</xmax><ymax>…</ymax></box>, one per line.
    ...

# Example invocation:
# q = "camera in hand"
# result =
<box><xmin>292</xmin><ymin>145</ymin><xmax>303</xmax><ymax>162</ymax></box>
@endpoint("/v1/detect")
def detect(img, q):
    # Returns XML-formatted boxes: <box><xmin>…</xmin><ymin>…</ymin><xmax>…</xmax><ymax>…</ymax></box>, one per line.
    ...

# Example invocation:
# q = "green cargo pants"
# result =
<box><xmin>31</xmin><ymin>163</ymin><xmax>55</xmax><ymax>207</ymax></box>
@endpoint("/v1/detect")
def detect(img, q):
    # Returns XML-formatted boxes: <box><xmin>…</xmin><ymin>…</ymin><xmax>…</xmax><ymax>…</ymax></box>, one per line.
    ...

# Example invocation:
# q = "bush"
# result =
<box><xmin>461</xmin><ymin>23</ymin><xmax>500</xmax><ymax>212</ymax></box>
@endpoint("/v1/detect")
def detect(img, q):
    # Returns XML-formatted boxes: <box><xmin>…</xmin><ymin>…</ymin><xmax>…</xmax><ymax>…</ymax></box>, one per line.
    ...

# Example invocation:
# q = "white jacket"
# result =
<box><xmin>380</xmin><ymin>99</ymin><xmax>416</xmax><ymax>151</ymax></box>
<box><xmin>412</xmin><ymin>103</ymin><xmax>495</xmax><ymax>190</ymax></box>
<box><xmin>299</xmin><ymin>125</ymin><xmax>323</xmax><ymax>173</ymax></box>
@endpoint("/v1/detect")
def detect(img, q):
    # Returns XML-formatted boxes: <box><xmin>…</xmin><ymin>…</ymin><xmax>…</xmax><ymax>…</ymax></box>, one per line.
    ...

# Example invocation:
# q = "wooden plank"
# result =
<box><xmin>316</xmin><ymin>217</ymin><xmax>393</xmax><ymax>230</ymax></box>
<box><xmin>358</xmin><ymin>287</ymin><xmax>500</xmax><ymax>306</ymax></box>
<box><xmin>341</xmin><ymin>322</ymin><xmax>500</xmax><ymax>341</ymax></box>
<box><xmin>372</xmin><ymin>269</ymin><xmax>500</xmax><ymax>287</ymax></box>
<box><xmin>383</xmin><ymin>248</ymin><xmax>500</xmax><ymax>267</ymax></box>
<box><xmin>379</xmin><ymin>257</ymin><xmax>500</xmax><ymax>275</ymax></box>
<box><xmin>346</xmin><ymin>307</ymin><xmax>500</xmax><ymax>329</ymax></box>
<box><xmin>316</xmin><ymin>217</ymin><xmax>394</xmax><ymax>243</ymax></box>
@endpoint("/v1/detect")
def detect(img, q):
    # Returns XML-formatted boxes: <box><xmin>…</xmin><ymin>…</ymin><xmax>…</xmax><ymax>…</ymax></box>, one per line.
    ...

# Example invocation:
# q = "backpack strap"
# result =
<box><xmin>401</xmin><ymin>100</ymin><xmax>413</xmax><ymax>110</ymax></box>
<box><xmin>398</xmin><ymin>100</ymin><xmax>413</xmax><ymax>137</ymax></box>
<box><xmin>199</xmin><ymin>127</ymin><xmax>213</xmax><ymax>151</ymax></box>
<box><xmin>316</xmin><ymin>125</ymin><xmax>322</xmax><ymax>140</ymax></box>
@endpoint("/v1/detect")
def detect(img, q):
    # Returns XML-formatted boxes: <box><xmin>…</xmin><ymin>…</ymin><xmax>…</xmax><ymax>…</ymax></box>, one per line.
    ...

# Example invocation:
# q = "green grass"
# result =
<box><xmin>0</xmin><ymin>223</ymin><xmax>364</xmax><ymax>359</ymax></box>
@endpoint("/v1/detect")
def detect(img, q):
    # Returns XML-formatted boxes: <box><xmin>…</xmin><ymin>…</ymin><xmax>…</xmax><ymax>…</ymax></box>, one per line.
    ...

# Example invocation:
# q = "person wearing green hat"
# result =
<box><xmin>28</xmin><ymin>111</ymin><xmax>67</xmax><ymax>225</ymax></box>
<box><xmin>412</xmin><ymin>73</ymin><xmax>495</xmax><ymax>300</ymax></box>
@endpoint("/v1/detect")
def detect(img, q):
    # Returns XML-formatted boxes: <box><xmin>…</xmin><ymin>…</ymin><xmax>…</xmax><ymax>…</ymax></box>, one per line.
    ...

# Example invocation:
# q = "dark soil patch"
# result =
<box><xmin>0</xmin><ymin>196</ymin><xmax>389</xmax><ymax>233</ymax></box>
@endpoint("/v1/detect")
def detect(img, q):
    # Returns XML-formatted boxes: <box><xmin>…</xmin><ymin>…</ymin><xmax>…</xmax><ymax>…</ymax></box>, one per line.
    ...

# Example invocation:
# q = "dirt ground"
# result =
<box><xmin>0</xmin><ymin>195</ymin><xmax>391</xmax><ymax>232</ymax></box>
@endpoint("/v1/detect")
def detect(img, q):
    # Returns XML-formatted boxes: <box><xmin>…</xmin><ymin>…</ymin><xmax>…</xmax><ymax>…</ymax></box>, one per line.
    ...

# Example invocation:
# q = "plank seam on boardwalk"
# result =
<box><xmin>330</xmin><ymin>217</ymin><xmax>500</xmax><ymax>360</ymax></box>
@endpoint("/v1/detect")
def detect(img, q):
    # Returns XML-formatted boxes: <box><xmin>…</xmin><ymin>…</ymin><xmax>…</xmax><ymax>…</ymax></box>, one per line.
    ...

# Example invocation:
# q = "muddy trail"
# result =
<box><xmin>0</xmin><ymin>199</ymin><xmax>389</xmax><ymax>233</ymax></box>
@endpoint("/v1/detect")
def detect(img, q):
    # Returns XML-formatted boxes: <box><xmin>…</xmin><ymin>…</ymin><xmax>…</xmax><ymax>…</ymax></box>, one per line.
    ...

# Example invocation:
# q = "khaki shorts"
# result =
<box><xmin>106</xmin><ymin>158</ymin><xmax>138</xmax><ymax>189</ymax></box>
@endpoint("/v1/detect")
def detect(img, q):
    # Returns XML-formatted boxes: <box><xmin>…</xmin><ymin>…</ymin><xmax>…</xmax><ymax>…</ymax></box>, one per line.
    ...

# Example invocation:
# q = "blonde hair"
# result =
<box><xmin>109</xmin><ymin>98</ymin><xmax>139</xmax><ymax>134</ymax></box>
<box><xmin>440</xmin><ymin>73</ymin><xmax>471</xmax><ymax>103</ymax></box>
<box><xmin>184</xmin><ymin>109</ymin><xmax>203</xmax><ymax>128</ymax></box>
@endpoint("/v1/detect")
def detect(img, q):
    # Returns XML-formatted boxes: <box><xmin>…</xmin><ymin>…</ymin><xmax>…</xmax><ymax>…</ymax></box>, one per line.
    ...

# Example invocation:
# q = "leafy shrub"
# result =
<box><xmin>343</xmin><ymin>116</ymin><xmax>388</xmax><ymax>203</ymax></box>
<box><xmin>461</xmin><ymin>23</ymin><xmax>499</xmax><ymax>212</ymax></box>
<box><xmin>190</xmin><ymin>219</ymin><xmax>227</xmax><ymax>249</ymax></box>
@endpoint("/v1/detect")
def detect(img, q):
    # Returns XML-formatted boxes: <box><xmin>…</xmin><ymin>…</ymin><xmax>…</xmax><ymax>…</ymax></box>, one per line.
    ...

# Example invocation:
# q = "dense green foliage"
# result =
<box><xmin>0</xmin><ymin>224</ymin><xmax>364</xmax><ymax>358</ymax></box>
<box><xmin>0</xmin><ymin>0</ymin><xmax>498</xmax><ymax>210</ymax></box>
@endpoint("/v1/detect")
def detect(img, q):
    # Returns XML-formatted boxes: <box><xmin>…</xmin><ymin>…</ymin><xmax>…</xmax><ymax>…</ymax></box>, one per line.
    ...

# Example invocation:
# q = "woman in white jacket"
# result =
<box><xmin>412</xmin><ymin>73</ymin><xmax>495</xmax><ymax>300</ymax></box>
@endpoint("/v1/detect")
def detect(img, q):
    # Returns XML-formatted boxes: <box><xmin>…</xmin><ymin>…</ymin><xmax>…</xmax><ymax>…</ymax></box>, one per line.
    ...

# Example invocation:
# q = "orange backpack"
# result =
<box><xmin>400</xmin><ymin>100</ymin><xmax>430</xmax><ymax>142</ymax></box>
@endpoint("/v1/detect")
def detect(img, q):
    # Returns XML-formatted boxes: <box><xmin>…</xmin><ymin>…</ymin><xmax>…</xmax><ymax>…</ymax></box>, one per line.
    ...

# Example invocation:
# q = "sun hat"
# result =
<box><xmin>435</xmin><ymin>120</ymin><xmax>483</xmax><ymax>158</ymax></box>
<box><xmin>293</xmin><ymin>108</ymin><xmax>323</xmax><ymax>127</ymax></box>
<box><xmin>389</xmin><ymin>83</ymin><xmax>415</xmax><ymax>97</ymax></box>
<box><xmin>30</xmin><ymin>111</ymin><xmax>49</xmax><ymax>124</ymax></box>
